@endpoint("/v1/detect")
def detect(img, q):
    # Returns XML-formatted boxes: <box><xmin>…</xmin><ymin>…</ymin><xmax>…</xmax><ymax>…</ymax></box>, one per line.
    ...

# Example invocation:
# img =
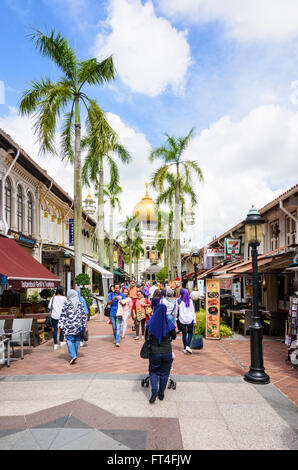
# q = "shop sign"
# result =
<box><xmin>198</xmin><ymin>279</ymin><xmax>204</xmax><ymax>296</ymax></box>
<box><xmin>233</xmin><ymin>282</ymin><xmax>241</xmax><ymax>304</ymax></box>
<box><xmin>219</xmin><ymin>277</ymin><xmax>233</xmax><ymax>290</ymax></box>
<box><xmin>69</xmin><ymin>218</ymin><xmax>74</xmax><ymax>246</ymax></box>
<box><xmin>0</xmin><ymin>274</ymin><xmax>8</xmax><ymax>285</ymax></box>
<box><xmin>224</xmin><ymin>238</ymin><xmax>241</xmax><ymax>260</ymax></box>
<box><xmin>244</xmin><ymin>276</ymin><xmax>253</xmax><ymax>298</ymax></box>
<box><xmin>9</xmin><ymin>279</ymin><xmax>60</xmax><ymax>289</ymax></box>
<box><xmin>205</xmin><ymin>278</ymin><xmax>220</xmax><ymax>340</ymax></box>
<box><xmin>207</xmin><ymin>248</ymin><xmax>224</xmax><ymax>257</ymax></box>
<box><xmin>19</xmin><ymin>235</ymin><xmax>35</xmax><ymax>246</ymax></box>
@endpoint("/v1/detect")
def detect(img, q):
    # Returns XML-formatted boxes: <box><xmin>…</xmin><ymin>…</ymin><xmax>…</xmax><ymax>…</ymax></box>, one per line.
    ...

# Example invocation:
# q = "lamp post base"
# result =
<box><xmin>244</xmin><ymin>368</ymin><xmax>270</xmax><ymax>385</ymax></box>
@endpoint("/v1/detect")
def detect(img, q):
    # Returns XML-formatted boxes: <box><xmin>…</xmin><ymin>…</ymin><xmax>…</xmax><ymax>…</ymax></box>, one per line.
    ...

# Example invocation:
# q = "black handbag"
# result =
<box><xmin>83</xmin><ymin>329</ymin><xmax>89</xmax><ymax>342</ymax></box>
<box><xmin>140</xmin><ymin>336</ymin><xmax>152</xmax><ymax>359</ymax></box>
<box><xmin>104</xmin><ymin>304</ymin><xmax>111</xmax><ymax>317</ymax></box>
<box><xmin>45</xmin><ymin>315</ymin><xmax>53</xmax><ymax>329</ymax></box>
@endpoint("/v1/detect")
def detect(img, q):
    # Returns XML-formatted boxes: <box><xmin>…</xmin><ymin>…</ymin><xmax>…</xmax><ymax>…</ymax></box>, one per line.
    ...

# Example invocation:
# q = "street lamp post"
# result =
<box><xmin>191</xmin><ymin>250</ymin><xmax>200</xmax><ymax>289</ymax></box>
<box><xmin>244</xmin><ymin>206</ymin><xmax>270</xmax><ymax>385</ymax></box>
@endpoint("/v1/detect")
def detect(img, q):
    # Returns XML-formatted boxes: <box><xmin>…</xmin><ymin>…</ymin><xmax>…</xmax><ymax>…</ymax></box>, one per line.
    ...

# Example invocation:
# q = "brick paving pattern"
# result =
<box><xmin>1</xmin><ymin>315</ymin><xmax>297</xmax><ymax>406</ymax></box>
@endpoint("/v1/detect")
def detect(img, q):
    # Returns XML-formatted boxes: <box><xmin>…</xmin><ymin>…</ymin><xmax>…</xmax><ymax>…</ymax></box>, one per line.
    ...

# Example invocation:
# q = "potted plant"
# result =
<box><xmin>27</xmin><ymin>291</ymin><xmax>43</xmax><ymax>313</ymax></box>
<box><xmin>20</xmin><ymin>292</ymin><xmax>33</xmax><ymax>314</ymax></box>
<box><xmin>75</xmin><ymin>273</ymin><xmax>93</xmax><ymax>318</ymax></box>
<box><xmin>40</xmin><ymin>289</ymin><xmax>55</xmax><ymax>310</ymax></box>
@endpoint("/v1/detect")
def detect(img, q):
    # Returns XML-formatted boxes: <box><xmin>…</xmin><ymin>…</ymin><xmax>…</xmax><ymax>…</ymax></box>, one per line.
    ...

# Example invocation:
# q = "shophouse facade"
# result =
<box><xmin>0</xmin><ymin>128</ymin><xmax>125</xmax><ymax>297</ymax></box>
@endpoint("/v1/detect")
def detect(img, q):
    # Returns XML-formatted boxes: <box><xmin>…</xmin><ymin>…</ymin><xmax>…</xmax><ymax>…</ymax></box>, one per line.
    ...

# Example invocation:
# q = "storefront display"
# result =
<box><xmin>206</xmin><ymin>278</ymin><xmax>220</xmax><ymax>340</ymax></box>
<box><xmin>286</xmin><ymin>294</ymin><xmax>298</xmax><ymax>366</ymax></box>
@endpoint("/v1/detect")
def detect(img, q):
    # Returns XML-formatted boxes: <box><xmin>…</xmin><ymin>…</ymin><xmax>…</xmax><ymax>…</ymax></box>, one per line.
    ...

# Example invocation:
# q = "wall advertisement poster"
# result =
<box><xmin>206</xmin><ymin>278</ymin><xmax>220</xmax><ymax>340</ymax></box>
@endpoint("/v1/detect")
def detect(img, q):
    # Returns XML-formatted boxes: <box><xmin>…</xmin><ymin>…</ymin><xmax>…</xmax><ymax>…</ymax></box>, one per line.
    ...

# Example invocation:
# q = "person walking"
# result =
<box><xmin>149</xmin><ymin>281</ymin><xmax>158</xmax><ymax>300</ymax></box>
<box><xmin>77</xmin><ymin>290</ymin><xmax>89</xmax><ymax>347</ymax></box>
<box><xmin>128</xmin><ymin>280</ymin><xmax>138</xmax><ymax>331</ymax></box>
<box><xmin>121</xmin><ymin>288</ymin><xmax>132</xmax><ymax>338</ymax></box>
<box><xmin>151</xmin><ymin>288</ymin><xmax>162</xmax><ymax>313</ymax></box>
<box><xmin>161</xmin><ymin>287</ymin><xmax>178</xmax><ymax>325</ymax></box>
<box><xmin>48</xmin><ymin>286</ymin><xmax>67</xmax><ymax>350</ymax></box>
<box><xmin>107</xmin><ymin>284</ymin><xmax>126</xmax><ymax>347</ymax></box>
<box><xmin>145</xmin><ymin>303</ymin><xmax>176</xmax><ymax>403</ymax></box>
<box><xmin>134</xmin><ymin>291</ymin><xmax>150</xmax><ymax>340</ymax></box>
<box><xmin>177</xmin><ymin>288</ymin><xmax>196</xmax><ymax>354</ymax></box>
<box><xmin>58</xmin><ymin>289</ymin><xmax>87</xmax><ymax>364</ymax></box>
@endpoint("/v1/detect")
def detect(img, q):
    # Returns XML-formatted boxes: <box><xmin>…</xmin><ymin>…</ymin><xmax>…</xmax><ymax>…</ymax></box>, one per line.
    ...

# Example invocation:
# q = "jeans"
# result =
<box><xmin>52</xmin><ymin>318</ymin><xmax>64</xmax><ymax>345</ymax></box>
<box><xmin>66</xmin><ymin>333</ymin><xmax>81</xmax><ymax>360</ymax></box>
<box><xmin>111</xmin><ymin>316</ymin><xmax>122</xmax><ymax>344</ymax></box>
<box><xmin>149</xmin><ymin>353</ymin><xmax>173</xmax><ymax>398</ymax></box>
<box><xmin>180</xmin><ymin>322</ymin><xmax>194</xmax><ymax>349</ymax></box>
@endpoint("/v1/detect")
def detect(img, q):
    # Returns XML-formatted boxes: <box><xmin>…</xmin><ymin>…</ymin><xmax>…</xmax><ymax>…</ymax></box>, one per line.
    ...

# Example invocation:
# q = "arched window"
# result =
<box><xmin>146</xmin><ymin>246</ymin><xmax>150</xmax><ymax>260</ymax></box>
<box><xmin>4</xmin><ymin>178</ymin><xmax>12</xmax><ymax>228</ymax></box>
<box><xmin>17</xmin><ymin>185</ymin><xmax>23</xmax><ymax>233</ymax></box>
<box><xmin>27</xmin><ymin>192</ymin><xmax>33</xmax><ymax>235</ymax></box>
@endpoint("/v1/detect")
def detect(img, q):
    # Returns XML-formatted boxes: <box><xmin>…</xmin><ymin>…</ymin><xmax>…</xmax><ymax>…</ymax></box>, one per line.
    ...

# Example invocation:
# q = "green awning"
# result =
<box><xmin>113</xmin><ymin>269</ymin><xmax>124</xmax><ymax>276</ymax></box>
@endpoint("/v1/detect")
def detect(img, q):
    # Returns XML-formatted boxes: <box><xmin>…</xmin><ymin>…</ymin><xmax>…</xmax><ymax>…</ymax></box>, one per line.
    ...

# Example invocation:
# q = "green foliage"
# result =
<box><xmin>80</xmin><ymin>287</ymin><xmax>93</xmax><ymax>309</ymax></box>
<box><xmin>157</xmin><ymin>266</ymin><xmax>169</xmax><ymax>282</ymax></box>
<box><xmin>75</xmin><ymin>273</ymin><xmax>91</xmax><ymax>287</ymax></box>
<box><xmin>40</xmin><ymin>289</ymin><xmax>55</xmax><ymax>299</ymax></box>
<box><xmin>194</xmin><ymin>309</ymin><xmax>233</xmax><ymax>338</ymax></box>
<box><xmin>27</xmin><ymin>291</ymin><xmax>42</xmax><ymax>303</ymax></box>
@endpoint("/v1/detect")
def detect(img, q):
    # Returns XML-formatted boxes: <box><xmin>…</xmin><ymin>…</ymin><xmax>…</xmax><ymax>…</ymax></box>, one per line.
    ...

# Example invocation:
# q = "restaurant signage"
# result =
<box><xmin>219</xmin><ymin>277</ymin><xmax>233</xmax><ymax>290</ymax></box>
<box><xmin>205</xmin><ymin>278</ymin><xmax>220</xmax><ymax>340</ymax></box>
<box><xmin>69</xmin><ymin>218</ymin><xmax>74</xmax><ymax>246</ymax></box>
<box><xmin>0</xmin><ymin>274</ymin><xmax>8</xmax><ymax>285</ymax></box>
<box><xmin>206</xmin><ymin>248</ymin><xmax>224</xmax><ymax>257</ymax></box>
<box><xmin>224</xmin><ymin>238</ymin><xmax>241</xmax><ymax>260</ymax></box>
<box><xmin>9</xmin><ymin>279</ymin><xmax>60</xmax><ymax>289</ymax></box>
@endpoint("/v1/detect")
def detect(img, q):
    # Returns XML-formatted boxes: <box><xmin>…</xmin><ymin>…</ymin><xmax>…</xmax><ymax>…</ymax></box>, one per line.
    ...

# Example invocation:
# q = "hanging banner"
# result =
<box><xmin>198</xmin><ymin>279</ymin><xmax>204</xmax><ymax>297</ymax></box>
<box><xmin>206</xmin><ymin>248</ymin><xmax>224</xmax><ymax>257</ymax></box>
<box><xmin>224</xmin><ymin>238</ymin><xmax>241</xmax><ymax>260</ymax></box>
<box><xmin>69</xmin><ymin>218</ymin><xmax>74</xmax><ymax>246</ymax></box>
<box><xmin>219</xmin><ymin>277</ymin><xmax>233</xmax><ymax>290</ymax></box>
<box><xmin>206</xmin><ymin>278</ymin><xmax>220</xmax><ymax>340</ymax></box>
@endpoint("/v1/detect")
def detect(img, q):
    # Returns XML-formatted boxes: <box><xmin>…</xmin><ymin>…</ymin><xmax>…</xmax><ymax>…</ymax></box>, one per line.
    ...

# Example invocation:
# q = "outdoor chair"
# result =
<box><xmin>0</xmin><ymin>319</ymin><xmax>5</xmax><ymax>336</ymax></box>
<box><xmin>10</xmin><ymin>318</ymin><xmax>33</xmax><ymax>359</ymax></box>
<box><xmin>0</xmin><ymin>339</ymin><xmax>10</xmax><ymax>367</ymax></box>
<box><xmin>263</xmin><ymin>311</ymin><xmax>285</xmax><ymax>336</ymax></box>
<box><xmin>238</xmin><ymin>311</ymin><xmax>252</xmax><ymax>336</ymax></box>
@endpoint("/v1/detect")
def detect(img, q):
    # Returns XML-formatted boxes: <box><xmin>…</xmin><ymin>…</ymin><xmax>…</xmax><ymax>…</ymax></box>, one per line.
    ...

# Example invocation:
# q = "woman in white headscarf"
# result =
<box><xmin>58</xmin><ymin>289</ymin><xmax>87</xmax><ymax>364</ymax></box>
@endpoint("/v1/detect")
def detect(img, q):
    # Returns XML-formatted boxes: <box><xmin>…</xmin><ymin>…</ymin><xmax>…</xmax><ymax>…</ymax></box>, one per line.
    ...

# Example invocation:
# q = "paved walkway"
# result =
<box><xmin>0</xmin><ymin>315</ymin><xmax>297</xmax><ymax>450</ymax></box>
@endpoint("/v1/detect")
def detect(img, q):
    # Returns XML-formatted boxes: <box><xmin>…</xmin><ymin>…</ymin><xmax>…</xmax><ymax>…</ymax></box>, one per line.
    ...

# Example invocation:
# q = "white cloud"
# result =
<box><xmin>0</xmin><ymin>110</ymin><xmax>75</xmax><ymax>198</ymax></box>
<box><xmin>181</xmin><ymin>105</ymin><xmax>298</xmax><ymax>245</ymax></box>
<box><xmin>157</xmin><ymin>0</ymin><xmax>298</xmax><ymax>42</ymax></box>
<box><xmin>94</xmin><ymin>0</ymin><xmax>191</xmax><ymax>96</ymax></box>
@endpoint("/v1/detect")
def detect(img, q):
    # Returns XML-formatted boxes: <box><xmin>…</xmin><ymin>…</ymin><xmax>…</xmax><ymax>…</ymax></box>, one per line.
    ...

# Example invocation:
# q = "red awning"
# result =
<box><xmin>0</xmin><ymin>235</ymin><xmax>60</xmax><ymax>289</ymax></box>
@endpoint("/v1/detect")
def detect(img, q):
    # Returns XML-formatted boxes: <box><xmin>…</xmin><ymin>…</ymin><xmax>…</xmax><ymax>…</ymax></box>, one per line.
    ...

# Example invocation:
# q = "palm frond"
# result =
<box><xmin>30</xmin><ymin>28</ymin><xmax>77</xmax><ymax>81</ymax></box>
<box><xmin>78</xmin><ymin>56</ymin><xmax>116</xmax><ymax>89</ymax></box>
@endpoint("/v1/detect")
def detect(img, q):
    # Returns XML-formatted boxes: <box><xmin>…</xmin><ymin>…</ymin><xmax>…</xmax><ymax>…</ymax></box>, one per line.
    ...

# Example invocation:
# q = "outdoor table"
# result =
<box><xmin>226</xmin><ymin>309</ymin><xmax>252</xmax><ymax>331</ymax></box>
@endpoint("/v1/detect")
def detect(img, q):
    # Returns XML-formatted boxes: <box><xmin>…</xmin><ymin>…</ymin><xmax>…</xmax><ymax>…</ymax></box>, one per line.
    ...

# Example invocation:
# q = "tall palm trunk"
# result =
<box><xmin>174</xmin><ymin>167</ymin><xmax>181</xmax><ymax>278</ymax></box>
<box><xmin>109</xmin><ymin>205</ymin><xmax>114</xmax><ymax>274</ymax></box>
<box><xmin>97</xmin><ymin>157</ymin><xmax>105</xmax><ymax>267</ymax></box>
<box><xmin>74</xmin><ymin>97</ymin><xmax>82</xmax><ymax>280</ymax></box>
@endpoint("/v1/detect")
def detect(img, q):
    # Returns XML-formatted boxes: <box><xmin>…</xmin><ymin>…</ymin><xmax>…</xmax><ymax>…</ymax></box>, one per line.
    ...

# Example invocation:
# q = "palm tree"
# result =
<box><xmin>19</xmin><ymin>28</ymin><xmax>116</xmax><ymax>279</ymax></box>
<box><xmin>103</xmin><ymin>182</ymin><xmax>122</xmax><ymax>275</ymax></box>
<box><xmin>117</xmin><ymin>214</ymin><xmax>139</xmax><ymax>280</ymax></box>
<box><xmin>132</xmin><ymin>236</ymin><xmax>144</xmax><ymax>282</ymax></box>
<box><xmin>82</xmin><ymin>131</ymin><xmax>131</xmax><ymax>268</ymax></box>
<box><xmin>150</xmin><ymin>129</ymin><xmax>203</xmax><ymax>278</ymax></box>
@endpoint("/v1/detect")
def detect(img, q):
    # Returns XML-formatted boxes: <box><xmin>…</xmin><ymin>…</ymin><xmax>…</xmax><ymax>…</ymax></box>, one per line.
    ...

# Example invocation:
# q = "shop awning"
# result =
<box><xmin>82</xmin><ymin>255</ymin><xmax>113</xmax><ymax>279</ymax></box>
<box><xmin>113</xmin><ymin>269</ymin><xmax>124</xmax><ymax>276</ymax></box>
<box><xmin>0</xmin><ymin>235</ymin><xmax>60</xmax><ymax>288</ymax></box>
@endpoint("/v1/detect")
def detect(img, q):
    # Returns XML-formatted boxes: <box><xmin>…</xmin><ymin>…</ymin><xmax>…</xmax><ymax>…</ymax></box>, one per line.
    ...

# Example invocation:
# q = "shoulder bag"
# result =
<box><xmin>104</xmin><ymin>302</ymin><xmax>111</xmax><ymax>317</ymax></box>
<box><xmin>45</xmin><ymin>297</ymin><xmax>54</xmax><ymax>328</ymax></box>
<box><xmin>140</xmin><ymin>335</ymin><xmax>152</xmax><ymax>359</ymax></box>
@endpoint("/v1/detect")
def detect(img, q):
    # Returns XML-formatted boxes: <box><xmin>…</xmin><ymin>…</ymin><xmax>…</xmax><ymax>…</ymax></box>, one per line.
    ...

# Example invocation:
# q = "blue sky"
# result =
<box><xmin>1</xmin><ymin>0</ymin><xmax>298</xmax><ymax>246</ymax></box>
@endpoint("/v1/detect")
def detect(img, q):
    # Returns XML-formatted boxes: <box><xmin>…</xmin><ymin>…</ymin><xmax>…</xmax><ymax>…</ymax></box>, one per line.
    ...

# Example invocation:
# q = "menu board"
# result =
<box><xmin>206</xmin><ymin>278</ymin><xmax>220</xmax><ymax>340</ymax></box>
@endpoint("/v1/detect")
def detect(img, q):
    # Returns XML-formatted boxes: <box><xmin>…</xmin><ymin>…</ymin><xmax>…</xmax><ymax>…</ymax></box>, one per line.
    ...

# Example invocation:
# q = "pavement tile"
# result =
<box><xmin>179</xmin><ymin>417</ymin><xmax>239</xmax><ymax>450</ymax></box>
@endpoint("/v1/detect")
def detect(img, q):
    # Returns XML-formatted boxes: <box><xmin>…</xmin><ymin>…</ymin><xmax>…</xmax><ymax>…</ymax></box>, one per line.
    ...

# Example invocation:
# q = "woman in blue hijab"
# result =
<box><xmin>145</xmin><ymin>303</ymin><xmax>176</xmax><ymax>404</ymax></box>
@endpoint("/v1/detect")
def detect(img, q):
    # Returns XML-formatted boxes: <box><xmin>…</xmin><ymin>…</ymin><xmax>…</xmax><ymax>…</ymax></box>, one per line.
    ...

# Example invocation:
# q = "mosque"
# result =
<box><xmin>132</xmin><ymin>183</ymin><xmax>164</xmax><ymax>281</ymax></box>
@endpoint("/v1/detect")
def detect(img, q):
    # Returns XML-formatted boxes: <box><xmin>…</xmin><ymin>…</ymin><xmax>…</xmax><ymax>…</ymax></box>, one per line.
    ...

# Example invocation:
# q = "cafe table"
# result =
<box><xmin>227</xmin><ymin>309</ymin><xmax>271</xmax><ymax>332</ymax></box>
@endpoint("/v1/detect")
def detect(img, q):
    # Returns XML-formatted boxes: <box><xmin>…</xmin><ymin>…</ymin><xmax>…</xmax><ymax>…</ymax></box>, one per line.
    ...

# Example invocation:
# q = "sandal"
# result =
<box><xmin>134</xmin><ymin>336</ymin><xmax>139</xmax><ymax>340</ymax></box>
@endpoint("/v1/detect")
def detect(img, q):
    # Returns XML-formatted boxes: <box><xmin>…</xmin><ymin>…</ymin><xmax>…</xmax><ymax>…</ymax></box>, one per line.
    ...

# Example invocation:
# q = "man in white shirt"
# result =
<box><xmin>149</xmin><ymin>281</ymin><xmax>158</xmax><ymax>300</ymax></box>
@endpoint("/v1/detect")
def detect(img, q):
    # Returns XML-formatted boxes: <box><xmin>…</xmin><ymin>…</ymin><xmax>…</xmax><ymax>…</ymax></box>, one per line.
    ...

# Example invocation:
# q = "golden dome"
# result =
<box><xmin>133</xmin><ymin>183</ymin><xmax>158</xmax><ymax>223</ymax></box>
